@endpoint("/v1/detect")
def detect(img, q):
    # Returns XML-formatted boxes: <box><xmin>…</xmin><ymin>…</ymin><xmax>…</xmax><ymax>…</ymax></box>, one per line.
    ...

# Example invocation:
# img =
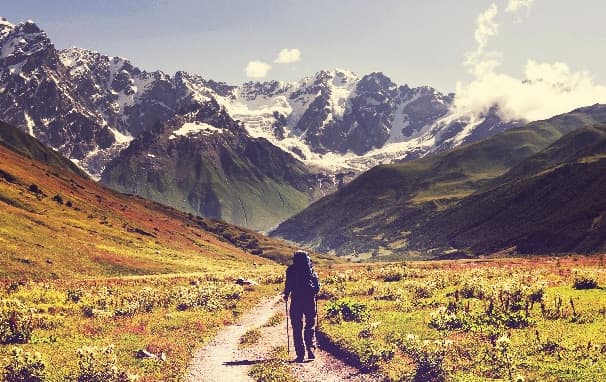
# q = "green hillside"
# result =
<box><xmin>101</xmin><ymin>114</ymin><xmax>318</xmax><ymax>232</ymax></box>
<box><xmin>0</xmin><ymin>120</ymin><xmax>88</xmax><ymax>178</ymax></box>
<box><xmin>271</xmin><ymin>105</ymin><xmax>606</xmax><ymax>258</ymax></box>
<box><xmin>411</xmin><ymin>124</ymin><xmax>606</xmax><ymax>255</ymax></box>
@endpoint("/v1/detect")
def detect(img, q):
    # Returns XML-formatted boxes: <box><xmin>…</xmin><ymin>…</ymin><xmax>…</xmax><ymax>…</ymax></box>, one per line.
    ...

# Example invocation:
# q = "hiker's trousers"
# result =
<box><xmin>289</xmin><ymin>294</ymin><xmax>316</xmax><ymax>357</ymax></box>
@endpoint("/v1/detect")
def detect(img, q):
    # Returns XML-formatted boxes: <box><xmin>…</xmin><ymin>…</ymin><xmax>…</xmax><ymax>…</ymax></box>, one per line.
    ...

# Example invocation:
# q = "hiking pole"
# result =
<box><xmin>285</xmin><ymin>298</ymin><xmax>290</xmax><ymax>355</ymax></box>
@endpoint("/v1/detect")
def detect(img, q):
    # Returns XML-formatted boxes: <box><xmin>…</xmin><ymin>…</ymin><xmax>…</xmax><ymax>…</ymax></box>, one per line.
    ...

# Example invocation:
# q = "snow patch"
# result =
<box><xmin>170</xmin><ymin>122</ymin><xmax>225</xmax><ymax>139</ymax></box>
<box><xmin>108</xmin><ymin>126</ymin><xmax>133</xmax><ymax>145</ymax></box>
<box><xmin>24</xmin><ymin>112</ymin><xmax>34</xmax><ymax>136</ymax></box>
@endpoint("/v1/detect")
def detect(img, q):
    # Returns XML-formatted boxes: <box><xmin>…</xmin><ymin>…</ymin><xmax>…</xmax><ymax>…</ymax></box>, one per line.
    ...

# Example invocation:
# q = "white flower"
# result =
<box><xmin>496</xmin><ymin>334</ymin><xmax>511</xmax><ymax>350</ymax></box>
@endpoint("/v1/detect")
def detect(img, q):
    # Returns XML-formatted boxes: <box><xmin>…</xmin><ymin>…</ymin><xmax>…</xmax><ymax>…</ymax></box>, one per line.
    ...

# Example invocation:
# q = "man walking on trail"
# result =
<box><xmin>283</xmin><ymin>250</ymin><xmax>320</xmax><ymax>363</ymax></box>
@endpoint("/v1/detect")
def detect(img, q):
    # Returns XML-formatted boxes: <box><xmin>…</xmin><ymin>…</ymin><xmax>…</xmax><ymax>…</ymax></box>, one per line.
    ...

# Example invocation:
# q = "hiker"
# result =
<box><xmin>283</xmin><ymin>250</ymin><xmax>320</xmax><ymax>363</ymax></box>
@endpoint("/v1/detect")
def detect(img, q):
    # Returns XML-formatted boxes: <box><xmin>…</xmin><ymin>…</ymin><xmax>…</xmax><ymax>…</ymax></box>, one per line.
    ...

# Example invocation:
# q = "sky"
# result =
<box><xmin>2</xmin><ymin>1</ymin><xmax>606</xmax><ymax>109</ymax></box>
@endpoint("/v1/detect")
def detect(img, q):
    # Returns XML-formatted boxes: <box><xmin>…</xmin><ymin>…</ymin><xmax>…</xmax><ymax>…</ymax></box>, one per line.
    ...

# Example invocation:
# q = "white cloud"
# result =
<box><xmin>505</xmin><ymin>0</ymin><xmax>534</xmax><ymax>14</ymax></box>
<box><xmin>244</xmin><ymin>60</ymin><xmax>271</xmax><ymax>79</ymax></box>
<box><xmin>452</xmin><ymin>1</ymin><xmax>606</xmax><ymax>122</ymax></box>
<box><xmin>274</xmin><ymin>48</ymin><xmax>301</xmax><ymax>64</ymax></box>
<box><xmin>465</xmin><ymin>3</ymin><xmax>499</xmax><ymax>76</ymax></box>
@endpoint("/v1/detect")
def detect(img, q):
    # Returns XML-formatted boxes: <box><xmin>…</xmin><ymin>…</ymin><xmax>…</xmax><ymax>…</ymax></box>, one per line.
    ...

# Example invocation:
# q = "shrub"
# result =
<box><xmin>397</xmin><ymin>334</ymin><xmax>452</xmax><ymax>382</ymax></box>
<box><xmin>28</xmin><ymin>184</ymin><xmax>42</xmax><ymax>195</ymax></box>
<box><xmin>428</xmin><ymin>307</ymin><xmax>469</xmax><ymax>331</ymax></box>
<box><xmin>75</xmin><ymin>345</ymin><xmax>137</xmax><ymax>382</ymax></box>
<box><xmin>325</xmin><ymin>298</ymin><xmax>369</xmax><ymax>323</ymax></box>
<box><xmin>352</xmin><ymin>339</ymin><xmax>395</xmax><ymax>372</ymax></box>
<box><xmin>409</xmin><ymin>282</ymin><xmax>435</xmax><ymax>299</ymax></box>
<box><xmin>0</xmin><ymin>299</ymin><xmax>35</xmax><ymax>344</ymax></box>
<box><xmin>66</xmin><ymin>289</ymin><xmax>83</xmax><ymax>303</ymax></box>
<box><xmin>173</xmin><ymin>283</ymin><xmax>242</xmax><ymax>311</ymax></box>
<box><xmin>0</xmin><ymin>169</ymin><xmax>16</xmax><ymax>183</ymax></box>
<box><xmin>51</xmin><ymin>194</ymin><xmax>63</xmax><ymax>204</ymax></box>
<box><xmin>2</xmin><ymin>348</ymin><xmax>47</xmax><ymax>382</ymax></box>
<box><xmin>573</xmin><ymin>276</ymin><xmax>599</xmax><ymax>290</ymax></box>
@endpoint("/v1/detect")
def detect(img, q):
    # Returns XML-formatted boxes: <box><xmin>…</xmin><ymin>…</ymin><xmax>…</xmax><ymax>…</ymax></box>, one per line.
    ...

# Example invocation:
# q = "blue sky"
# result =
<box><xmin>3</xmin><ymin>0</ymin><xmax>606</xmax><ymax>93</ymax></box>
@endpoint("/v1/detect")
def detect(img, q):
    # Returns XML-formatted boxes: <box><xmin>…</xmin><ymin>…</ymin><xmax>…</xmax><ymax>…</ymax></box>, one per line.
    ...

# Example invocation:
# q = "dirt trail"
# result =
<box><xmin>187</xmin><ymin>295</ymin><xmax>377</xmax><ymax>382</ymax></box>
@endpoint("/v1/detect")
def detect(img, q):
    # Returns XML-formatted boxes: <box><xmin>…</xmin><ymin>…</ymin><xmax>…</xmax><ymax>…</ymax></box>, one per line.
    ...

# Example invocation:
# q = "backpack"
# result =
<box><xmin>288</xmin><ymin>251</ymin><xmax>321</xmax><ymax>296</ymax></box>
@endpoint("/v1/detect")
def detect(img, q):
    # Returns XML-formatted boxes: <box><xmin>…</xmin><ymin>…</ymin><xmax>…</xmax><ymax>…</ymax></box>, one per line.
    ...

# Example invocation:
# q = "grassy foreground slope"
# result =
<box><xmin>0</xmin><ymin>122</ymin><xmax>322</xmax><ymax>381</ymax></box>
<box><xmin>272</xmin><ymin>104</ymin><xmax>606</xmax><ymax>258</ymax></box>
<box><xmin>0</xmin><ymin>120</ymin><xmax>333</xmax><ymax>278</ymax></box>
<box><xmin>0</xmin><ymin>138</ymin><xmax>261</xmax><ymax>279</ymax></box>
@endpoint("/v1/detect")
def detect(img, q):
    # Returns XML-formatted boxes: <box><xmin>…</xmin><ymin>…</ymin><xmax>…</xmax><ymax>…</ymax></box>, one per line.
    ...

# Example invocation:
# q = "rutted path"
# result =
<box><xmin>187</xmin><ymin>295</ymin><xmax>377</xmax><ymax>382</ymax></box>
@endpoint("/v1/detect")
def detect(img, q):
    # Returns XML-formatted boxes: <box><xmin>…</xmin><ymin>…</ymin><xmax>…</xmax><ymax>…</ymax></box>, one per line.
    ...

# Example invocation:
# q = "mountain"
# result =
<box><xmin>211</xmin><ymin>70</ymin><xmax>522</xmax><ymax>173</ymax></box>
<box><xmin>0</xmin><ymin>18</ymin><xmax>130</xmax><ymax>177</ymax></box>
<box><xmin>411</xmin><ymin>121</ymin><xmax>606</xmax><ymax>255</ymax></box>
<box><xmin>100</xmin><ymin>100</ymin><xmax>325</xmax><ymax>231</ymax></box>
<box><xmin>0</xmin><ymin>119</ymin><xmax>87</xmax><ymax>177</ymax></box>
<box><xmin>0</xmin><ymin>16</ymin><xmax>525</xmax><ymax>230</ymax></box>
<box><xmin>271</xmin><ymin>105</ymin><xmax>606</xmax><ymax>258</ymax></box>
<box><xmin>0</xmin><ymin>120</ymin><xmax>334</xmax><ymax>279</ymax></box>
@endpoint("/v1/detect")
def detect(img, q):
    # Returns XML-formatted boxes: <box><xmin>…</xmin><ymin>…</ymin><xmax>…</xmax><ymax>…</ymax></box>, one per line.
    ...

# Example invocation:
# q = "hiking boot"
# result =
<box><xmin>307</xmin><ymin>349</ymin><xmax>315</xmax><ymax>360</ymax></box>
<box><xmin>294</xmin><ymin>356</ymin><xmax>305</xmax><ymax>363</ymax></box>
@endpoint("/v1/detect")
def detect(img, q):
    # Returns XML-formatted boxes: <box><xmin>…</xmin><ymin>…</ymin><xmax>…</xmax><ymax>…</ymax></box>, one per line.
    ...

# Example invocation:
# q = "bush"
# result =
<box><xmin>573</xmin><ymin>276</ymin><xmax>599</xmax><ymax>290</ymax></box>
<box><xmin>51</xmin><ymin>194</ymin><xmax>63</xmax><ymax>204</ymax></box>
<box><xmin>428</xmin><ymin>307</ymin><xmax>469</xmax><ymax>331</ymax></box>
<box><xmin>28</xmin><ymin>184</ymin><xmax>42</xmax><ymax>195</ymax></box>
<box><xmin>173</xmin><ymin>283</ymin><xmax>242</xmax><ymax>311</ymax></box>
<box><xmin>66</xmin><ymin>289</ymin><xmax>83</xmax><ymax>303</ymax></box>
<box><xmin>352</xmin><ymin>339</ymin><xmax>395</xmax><ymax>372</ymax></box>
<box><xmin>0</xmin><ymin>299</ymin><xmax>35</xmax><ymax>344</ymax></box>
<box><xmin>75</xmin><ymin>345</ymin><xmax>137</xmax><ymax>382</ymax></box>
<box><xmin>2</xmin><ymin>348</ymin><xmax>48</xmax><ymax>382</ymax></box>
<box><xmin>397</xmin><ymin>334</ymin><xmax>451</xmax><ymax>382</ymax></box>
<box><xmin>325</xmin><ymin>298</ymin><xmax>369</xmax><ymax>322</ymax></box>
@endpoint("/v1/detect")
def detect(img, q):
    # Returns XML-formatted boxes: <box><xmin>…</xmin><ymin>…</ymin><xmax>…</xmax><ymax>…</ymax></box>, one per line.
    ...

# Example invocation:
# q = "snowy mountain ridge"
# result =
<box><xmin>0</xmin><ymin>17</ymin><xmax>523</xmax><ymax>181</ymax></box>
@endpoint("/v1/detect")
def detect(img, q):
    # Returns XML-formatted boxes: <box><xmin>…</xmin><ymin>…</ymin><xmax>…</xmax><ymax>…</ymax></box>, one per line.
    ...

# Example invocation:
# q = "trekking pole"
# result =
<box><xmin>285</xmin><ymin>298</ymin><xmax>290</xmax><ymax>355</ymax></box>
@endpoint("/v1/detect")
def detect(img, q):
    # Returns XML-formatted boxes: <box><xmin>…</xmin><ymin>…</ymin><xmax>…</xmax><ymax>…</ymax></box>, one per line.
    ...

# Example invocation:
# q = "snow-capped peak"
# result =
<box><xmin>0</xmin><ymin>17</ymin><xmax>14</xmax><ymax>28</ymax></box>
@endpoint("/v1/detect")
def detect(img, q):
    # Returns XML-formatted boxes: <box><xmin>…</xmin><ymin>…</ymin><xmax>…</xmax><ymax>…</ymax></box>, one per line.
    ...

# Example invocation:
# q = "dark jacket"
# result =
<box><xmin>283</xmin><ymin>251</ymin><xmax>320</xmax><ymax>300</ymax></box>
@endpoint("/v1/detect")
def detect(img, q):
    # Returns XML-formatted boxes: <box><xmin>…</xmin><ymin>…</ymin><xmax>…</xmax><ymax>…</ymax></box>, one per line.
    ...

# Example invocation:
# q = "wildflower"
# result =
<box><xmin>496</xmin><ymin>334</ymin><xmax>511</xmax><ymax>351</ymax></box>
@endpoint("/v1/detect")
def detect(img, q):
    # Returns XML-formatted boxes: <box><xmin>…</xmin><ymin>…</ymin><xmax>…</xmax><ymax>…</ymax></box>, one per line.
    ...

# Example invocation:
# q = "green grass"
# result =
<box><xmin>315</xmin><ymin>257</ymin><xmax>606</xmax><ymax>381</ymax></box>
<box><xmin>248</xmin><ymin>346</ymin><xmax>294</xmax><ymax>382</ymax></box>
<box><xmin>0</xmin><ymin>273</ymin><xmax>284</xmax><ymax>381</ymax></box>
<box><xmin>262</xmin><ymin>311</ymin><xmax>284</xmax><ymax>328</ymax></box>
<box><xmin>239</xmin><ymin>328</ymin><xmax>262</xmax><ymax>348</ymax></box>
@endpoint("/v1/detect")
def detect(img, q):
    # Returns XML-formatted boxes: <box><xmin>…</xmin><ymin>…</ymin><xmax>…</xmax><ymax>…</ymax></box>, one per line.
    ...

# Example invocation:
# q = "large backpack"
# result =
<box><xmin>290</xmin><ymin>251</ymin><xmax>321</xmax><ymax>295</ymax></box>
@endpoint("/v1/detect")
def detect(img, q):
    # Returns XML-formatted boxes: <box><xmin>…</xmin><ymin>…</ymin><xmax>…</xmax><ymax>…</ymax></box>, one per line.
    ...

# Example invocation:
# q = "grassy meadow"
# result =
<box><xmin>316</xmin><ymin>256</ymin><xmax>606</xmax><ymax>382</ymax></box>
<box><xmin>0</xmin><ymin>271</ymin><xmax>284</xmax><ymax>381</ymax></box>
<box><xmin>0</xmin><ymin>142</ymin><xmax>291</xmax><ymax>380</ymax></box>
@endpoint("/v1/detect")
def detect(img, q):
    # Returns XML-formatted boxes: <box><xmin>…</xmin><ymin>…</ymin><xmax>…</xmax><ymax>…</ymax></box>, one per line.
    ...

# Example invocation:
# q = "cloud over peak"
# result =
<box><xmin>274</xmin><ymin>48</ymin><xmax>301</xmax><ymax>64</ymax></box>
<box><xmin>244</xmin><ymin>60</ymin><xmax>271</xmax><ymax>79</ymax></box>
<box><xmin>453</xmin><ymin>0</ymin><xmax>606</xmax><ymax>123</ymax></box>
